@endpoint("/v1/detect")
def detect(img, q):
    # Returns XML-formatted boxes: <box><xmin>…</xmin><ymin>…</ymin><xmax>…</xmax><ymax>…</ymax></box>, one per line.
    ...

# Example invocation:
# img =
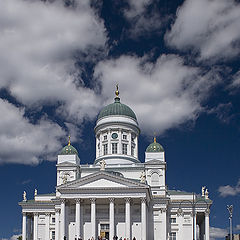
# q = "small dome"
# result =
<box><xmin>146</xmin><ymin>138</ymin><xmax>164</xmax><ymax>152</ymax></box>
<box><xmin>59</xmin><ymin>137</ymin><xmax>78</xmax><ymax>155</ymax></box>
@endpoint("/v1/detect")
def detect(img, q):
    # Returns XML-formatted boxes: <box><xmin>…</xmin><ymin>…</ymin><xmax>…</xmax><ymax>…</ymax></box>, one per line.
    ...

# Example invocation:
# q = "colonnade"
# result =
<box><xmin>22</xmin><ymin>197</ymin><xmax>147</xmax><ymax>240</ymax></box>
<box><xmin>21</xmin><ymin>199</ymin><xmax>209</xmax><ymax>240</ymax></box>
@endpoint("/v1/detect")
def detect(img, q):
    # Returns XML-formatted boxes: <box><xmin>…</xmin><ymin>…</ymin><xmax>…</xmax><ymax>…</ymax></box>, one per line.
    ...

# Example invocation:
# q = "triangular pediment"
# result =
<box><xmin>57</xmin><ymin>171</ymin><xmax>148</xmax><ymax>190</ymax></box>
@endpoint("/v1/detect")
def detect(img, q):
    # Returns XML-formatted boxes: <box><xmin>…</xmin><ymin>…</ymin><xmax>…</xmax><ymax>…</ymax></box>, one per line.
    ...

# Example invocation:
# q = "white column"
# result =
<box><xmin>127</xmin><ymin>132</ymin><xmax>131</xmax><ymax>155</ymax></box>
<box><xmin>205</xmin><ymin>210</ymin><xmax>210</xmax><ymax>240</ymax></box>
<box><xmin>118</xmin><ymin>129</ymin><xmax>122</xmax><ymax>154</ymax></box>
<box><xmin>27</xmin><ymin>215</ymin><xmax>31</xmax><ymax>240</ymax></box>
<box><xmin>177</xmin><ymin>209</ymin><xmax>185</xmax><ymax>240</ymax></box>
<box><xmin>125</xmin><ymin>198</ymin><xmax>131</xmax><ymax>240</ymax></box>
<box><xmin>90</xmin><ymin>198</ymin><xmax>96</xmax><ymax>239</ymax></box>
<box><xmin>194</xmin><ymin>213</ymin><xmax>197</xmax><ymax>240</ymax></box>
<box><xmin>75</xmin><ymin>199</ymin><xmax>81</xmax><ymax>239</ymax></box>
<box><xmin>141</xmin><ymin>198</ymin><xmax>147</xmax><ymax>240</ymax></box>
<box><xmin>22</xmin><ymin>213</ymin><xmax>27</xmax><ymax>240</ymax></box>
<box><xmin>99</xmin><ymin>132</ymin><xmax>103</xmax><ymax>156</ymax></box>
<box><xmin>60</xmin><ymin>199</ymin><xmax>66</xmax><ymax>240</ymax></box>
<box><xmin>33</xmin><ymin>213</ymin><xmax>38</xmax><ymax>240</ymax></box>
<box><xmin>45</xmin><ymin>213</ymin><xmax>50</xmax><ymax>240</ymax></box>
<box><xmin>107</xmin><ymin>129</ymin><xmax>111</xmax><ymax>154</ymax></box>
<box><xmin>109</xmin><ymin>198</ymin><xmax>115</xmax><ymax>240</ymax></box>
<box><xmin>55</xmin><ymin>209</ymin><xmax>60</xmax><ymax>240</ymax></box>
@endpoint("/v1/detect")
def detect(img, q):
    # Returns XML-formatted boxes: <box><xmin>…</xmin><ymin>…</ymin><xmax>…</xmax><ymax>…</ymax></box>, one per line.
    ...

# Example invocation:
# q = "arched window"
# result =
<box><xmin>151</xmin><ymin>173</ymin><xmax>160</xmax><ymax>186</ymax></box>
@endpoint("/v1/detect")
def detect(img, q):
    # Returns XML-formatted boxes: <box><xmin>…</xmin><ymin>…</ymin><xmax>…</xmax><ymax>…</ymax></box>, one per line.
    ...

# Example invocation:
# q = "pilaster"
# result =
<box><xmin>90</xmin><ymin>198</ymin><xmax>96</xmax><ymax>239</ymax></box>
<box><xmin>109</xmin><ymin>198</ymin><xmax>115</xmax><ymax>240</ymax></box>
<box><xmin>125</xmin><ymin>197</ymin><xmax>131</xmax><ymax>239</ymax></box>
<box><xmin>141</xmin><ymin>198</ymin><xmax>147</xmax><ymax>240</ymax></box>
<box><xmin>75</xmin><ymin>198</ymin><xmax>81</xmax><ymax>239</ymax></box>
<box><xmin>205</xmin><ymin>209</ymin><xmax>210</xmax><ymax>240</ymax></box>
<box><xmin>33</xmin><ymin>213</ymin><xmax>38</xmax><ymax>240</ymax></box>
<box><xmin>45</xmin><ymin>213</ymin><xmax>50</xmax><ymax>240</ymax></box>
<box><xmin>60</xmin><ymin>199</ymin><xmax>66</xmax><ymax>240</ymax></box>
<box><xmin>55</xmin><ymin>209</ymin><xmax>60</xmax><ymax>240</ymax></box>
<box><xmin>22</xmin><ymin>213</ymin><xmax>27</xmax><ymax>240</ymax></box>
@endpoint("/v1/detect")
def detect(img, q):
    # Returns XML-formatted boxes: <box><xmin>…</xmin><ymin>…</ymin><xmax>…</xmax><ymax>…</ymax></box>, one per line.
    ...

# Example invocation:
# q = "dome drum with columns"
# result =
<box><xmin>19</xmin><ymin>86</ymin><xmax>212</xmax><ymax>240</ymax></box>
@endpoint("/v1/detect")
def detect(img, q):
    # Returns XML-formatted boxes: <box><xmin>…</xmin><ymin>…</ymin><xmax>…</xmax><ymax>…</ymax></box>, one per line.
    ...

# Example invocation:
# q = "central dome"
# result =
<box><xmin>97</xmin><ymin>96</ymin><xmax>137</xmax><ymax>121</ymax></box>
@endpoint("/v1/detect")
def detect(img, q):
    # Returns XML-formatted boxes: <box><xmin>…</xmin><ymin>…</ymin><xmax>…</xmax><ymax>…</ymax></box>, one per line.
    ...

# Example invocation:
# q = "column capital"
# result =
<box><xmin>55</xmin><ymin>208</ymin><xmax>61</xmax><ymax>213</ymax></box>
<box><xmin>125</xmin><ymin>197</ymin><xmax>131</xmax><ymax>203</ymax></box>
<box><xmin>45</xmin><ymin>212</ymin><xmax>51</xmax><ymax>216</ymax></box>
<box><xmin>160</xmin><ymin>208</ymin><xmax>166</xmax><ymax>213</ymax></box>
<box><xmin>60</xmin><ymin>198</ymin><xmax>66</xmax><ymax>204</ymax></box>
<box><xmin>33</xmin><ymin>212</ymin><xmax>39</xmax><ymax>216</ymax></box>
<box><xmin>177</xmin><ymin>208</ymin><xmax>184</xmax><ymax>217</ymax></box>
<box><xmin>140</xmin><ymin>197</ymin><xmax>147</xmax><ymax>203</ymax></box>
<box><xmin>90</xmin><ymin>198</ymin><xmax>96</xmax><ymax>203</ymax></box>
<box><xmin>22</xmin><ymin>212</ymin><xmax>27</xmax><ymax>216</ymax></box>
<box><xmin>75</xmin><ymin>198</ymin><xmax>81</xmax><ymax>204</ymax></box>
<box><xmin>205</xmin><ymin>208</ymin><xmax>210</xmax><ymax>216</ymax></box>
<box><xmin>109</xmin><ymin>197</ymin><xmax>115</xmax><ymax>203</ymax></box>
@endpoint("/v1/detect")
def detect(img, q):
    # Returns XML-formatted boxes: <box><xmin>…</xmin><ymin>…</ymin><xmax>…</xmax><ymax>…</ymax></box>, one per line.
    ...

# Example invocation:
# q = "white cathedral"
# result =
<box><xmin>19</xmin><ymin>87</ymin><xmax>212</xmax><ymax>240</ymax></box>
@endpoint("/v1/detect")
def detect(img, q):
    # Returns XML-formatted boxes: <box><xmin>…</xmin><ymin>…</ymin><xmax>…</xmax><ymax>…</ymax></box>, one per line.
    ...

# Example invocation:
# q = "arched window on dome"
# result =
<box><xmin>151</xmin><ymin>173</ymin><xmax>160</xmax><ymax>186</ymax></box>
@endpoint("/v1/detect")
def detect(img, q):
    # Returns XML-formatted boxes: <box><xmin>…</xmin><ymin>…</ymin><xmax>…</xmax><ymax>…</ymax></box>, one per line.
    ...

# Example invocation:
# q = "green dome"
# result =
<box><xmin>146</xmin><ymin>138</ymin><xmax>164</xmax><ymax>152</ymax></box>
<box><xmin>60</xmin><ymin>144</ymin><xmax>78</xmax><ymax>155</ymax></box>
<box><xmin>98</xmin><ymin>97</ymin><xmax>137</xmax><ymax>121</ymax></box>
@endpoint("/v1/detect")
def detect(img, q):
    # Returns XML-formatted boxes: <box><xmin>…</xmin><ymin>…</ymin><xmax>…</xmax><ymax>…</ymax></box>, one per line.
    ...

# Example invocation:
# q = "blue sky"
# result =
<box><xmin>0</xmin><ymin>0</ymin><xmax>240</xmax><ymax>239</ymax></box>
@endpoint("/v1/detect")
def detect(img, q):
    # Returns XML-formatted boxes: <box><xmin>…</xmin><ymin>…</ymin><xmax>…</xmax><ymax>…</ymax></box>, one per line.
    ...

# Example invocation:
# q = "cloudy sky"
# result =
<box><xmin>0</xmin><ymin>0</ymin><xmax>240</xmax><ymax>239</ymax></box>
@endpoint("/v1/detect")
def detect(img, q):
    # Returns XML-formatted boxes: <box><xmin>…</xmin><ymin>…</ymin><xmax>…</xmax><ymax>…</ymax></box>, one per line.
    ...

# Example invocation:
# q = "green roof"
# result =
<box><xmin>60</xmin><ymin>144</ymin><xmax>78</xmax><ymax>155</ymax></box>
<box><xmin>98</xmin><ymin>97</ymin><xmax>137</xmax><ymax>121</ymax></box>
<box><xmin>146</xmin><ymin>138</ymin><xmax>164</xmax><ymax>152</ymax></box>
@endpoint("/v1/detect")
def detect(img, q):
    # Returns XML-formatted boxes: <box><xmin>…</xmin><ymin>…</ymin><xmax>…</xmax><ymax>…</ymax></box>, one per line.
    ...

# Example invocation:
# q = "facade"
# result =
<box><xmin>19</xmin><ymin>88</ymin><xmax>212</xmax><ymax>240</ymax></box>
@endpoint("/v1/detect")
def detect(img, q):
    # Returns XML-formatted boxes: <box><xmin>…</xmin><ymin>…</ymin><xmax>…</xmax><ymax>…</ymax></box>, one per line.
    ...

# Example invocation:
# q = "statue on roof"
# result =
<box><xmin>34</xmin><ymin>189</ymin><xmax>38</xmax><ymax>197</ymax></box>
<box><xmin>205</xmin><ymin>188</ymin><xmax>209</xmax><ymax>199</ymax></box>
<box><xmin>202</xmin><ymin>186</ymin><xmax>206</xmax><ymax>197</ymax></box>
<box><xmin>100</xmin><ymin>159</ymin><xmax>106</xmax><ymax>171</ymax></box>
<box><xmin>23</xmin><ymin>191</ymin><xmax>27</xmax><ymax>201</ymax></box>
<box><xmin>140</xmin><ymin>171</ymin><xmax>146</xmax><ymax>183</ymax></box>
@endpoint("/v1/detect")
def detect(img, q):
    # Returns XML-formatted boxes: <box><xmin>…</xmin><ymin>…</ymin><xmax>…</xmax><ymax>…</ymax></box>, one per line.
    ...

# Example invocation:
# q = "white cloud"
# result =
<box><xmin>207</xmin><ymin>103</ymin><xmax>233</xmax><ymax>123</ymax></box>
<box><xmin>0</xmin><ymin>99</ymin><xmax>65</xmax><ymax>164</ymax></box>
<box><xmin>94</xmin><ymin>54</ymin><xmax>219</xmax><ymax>135</ymax></box>
<box><xmin>231</xmin><ymin>70</ymin><xmax>240</xmax><ymax>87</ymax></box>
<box><xmin>124</xmin><ymin>0</ymin><xmax>152</xmax><ymax>19</ymax></box>
<box><xmin>1</xmin><ymin>234</ymin><xmax>21</xmax><ymax>240</ymax></box>
<box><xmin>10</xmin><ymin>235</ymin><xmax>21</xmax><ymax>240</ymax></box>
<box><xmin>123</xmin><ymin>0</ymin><xmax>162</xmax><ymax>38</ymax></box>
<box><xmin>235</xmin><ymin>224</ymin><xmax>240</xmax><ymax>231</ymax></box>
<box><xmin>210</xmin><ymin>227</ymin><xmax>228</xmax><ymax>239</ymax></box>
<box><xmin>165</xmin><ymin>0</ymin><xmax>240</xmax><ymax>62</ymax></box>
<box><xmin>0</xmin><ymin>0</ymin><xmax>106</xmax><ymax>122</ymax></box>
<box><xmin>218</xmin><ymin>179</ymin><xmax>240</xmax><ymax>197</ymax></box>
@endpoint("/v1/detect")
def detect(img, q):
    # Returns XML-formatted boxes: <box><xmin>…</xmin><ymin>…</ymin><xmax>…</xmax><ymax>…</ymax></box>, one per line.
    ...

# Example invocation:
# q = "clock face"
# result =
<box><xmin>112</xmin><ymin>133</ymin><xmax>118</xmax><ymax>139</ymax></box>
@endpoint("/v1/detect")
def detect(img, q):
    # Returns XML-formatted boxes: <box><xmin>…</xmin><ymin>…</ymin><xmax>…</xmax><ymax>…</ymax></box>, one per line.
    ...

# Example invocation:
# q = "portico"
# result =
<box><xmin>55</xmin><ymin>170</ymin><xmax>149</xmax><ymax>240</ymax></box>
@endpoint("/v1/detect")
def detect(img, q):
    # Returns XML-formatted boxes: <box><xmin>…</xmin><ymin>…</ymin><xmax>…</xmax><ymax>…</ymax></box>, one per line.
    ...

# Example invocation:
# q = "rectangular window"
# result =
<box><xmin>104</xmin><ymin>135</ymin><xmax>107</xmax><ymax>140</ymax></box>
<box><xmin>52</xmin><ymin>217</ymin><xmax>55</xmax><ymax>223</ymax></box>
<box><xmin>103</xmin><ymin>144</ymin><xmax>108</xmax><ymax>155</ymax></box>
<box><xmin>122</xmin><ymin>143</ymin><xmax>127</xmax><ymax>155</ymax></box>
<box><xmin>169</xmin><ymin>232</ymin><xmax>176</xmax><ymax>240</ymax></box>
<box><xmin>112</xmin><ymin>143</ymin><xmax>118</xmax><ymax>154</ymax></box>
<box><xmin>123</xmin><ymin>134</ymin><xmax>127</xmax><ymax>140</ymax></box>
<box><xmin>52</xmin><ymin>231</ymin><xmax>55</xmax><ymax>240</ymax></box>
<box><xmin>170</xmin><ymin>218</ymin><xmax>176</xmax><ymax>223</ymax></box>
